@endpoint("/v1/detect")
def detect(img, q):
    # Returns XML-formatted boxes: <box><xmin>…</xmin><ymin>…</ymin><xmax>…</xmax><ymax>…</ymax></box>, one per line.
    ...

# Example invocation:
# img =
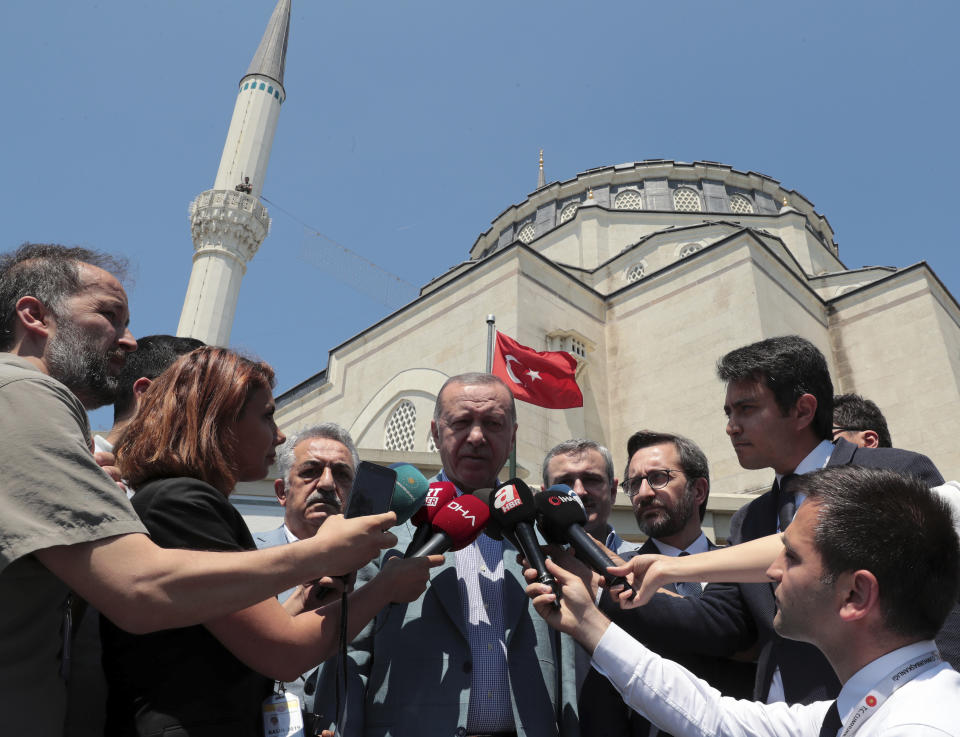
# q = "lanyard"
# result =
<box><xmin>838</xmin><ymin>649</ymin><xmax>941</xmax><ymax>737</ymax></box>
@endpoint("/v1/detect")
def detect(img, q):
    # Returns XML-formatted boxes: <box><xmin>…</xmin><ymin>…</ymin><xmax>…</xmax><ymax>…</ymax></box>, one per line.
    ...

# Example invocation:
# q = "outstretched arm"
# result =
<box><xmin>608</xmin><ymin>534</ymin><xmax>783</xmax><ymax>607</ymax></box>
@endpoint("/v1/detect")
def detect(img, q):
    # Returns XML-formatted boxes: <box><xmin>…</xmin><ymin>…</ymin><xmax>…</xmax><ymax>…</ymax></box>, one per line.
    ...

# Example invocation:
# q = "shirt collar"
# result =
<box><xmin>837</xmin><ymin>640</ymin><xmax>938</xmax><ymax>720</ymax></box>
<box><xmin>282</xmin><ymin>523</ymin><xmax>300</xmax><ymax>544</ymax></box>
<box><xmin>650</xmin><ymin>531</ymin><xmax>709</xmax><ymax>557</ymax></box>
<box><xmin>775</xmin><ymin>439</ymin><xmax>834</xmax><ymax>507</ymax></box>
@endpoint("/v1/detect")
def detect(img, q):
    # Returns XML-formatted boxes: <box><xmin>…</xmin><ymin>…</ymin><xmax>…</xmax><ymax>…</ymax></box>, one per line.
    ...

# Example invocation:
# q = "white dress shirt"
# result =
<box><xmin>592</xmin><ymin>625</ymin><xmax>959</xmax><ymax>736</ymax></box>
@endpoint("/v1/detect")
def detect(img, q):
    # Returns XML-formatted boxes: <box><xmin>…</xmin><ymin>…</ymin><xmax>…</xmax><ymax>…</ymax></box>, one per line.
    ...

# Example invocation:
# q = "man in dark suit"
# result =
<box><xmin>606</xmin><ymin>335</ymin><xmax>948</xmax><ymax>708</ymax></box>
<box><xmin>579</xmin><ymin>431</ymin><xmax>753</xmax><ymax>737</ymax></box>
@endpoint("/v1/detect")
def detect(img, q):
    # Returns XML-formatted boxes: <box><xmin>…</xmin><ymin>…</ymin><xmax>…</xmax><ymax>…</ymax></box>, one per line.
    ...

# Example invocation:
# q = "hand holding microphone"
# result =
<box><xmin>534</xmin><ymin>485</ymin><xmax>636</xmax><ymax>601</ymax></box>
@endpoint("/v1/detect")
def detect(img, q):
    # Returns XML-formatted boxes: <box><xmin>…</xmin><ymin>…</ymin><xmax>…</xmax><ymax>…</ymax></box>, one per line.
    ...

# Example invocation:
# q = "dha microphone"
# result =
<box><xmin>410</xmin><ymin>494</ymin><xmax>490</xmax><ymax>557</ymax></box>
<box><xmin>388</xmin><ymin>463</ymin><xmax>430</xmax><ymax>524</ymax></box>
<box><xmin>404</xmin><ymin>481</ymin><xmax>456</xmax><ymax>558</ymax></box>
<box><xmin>488</xmin><ymin>479</ymin><xmax>560</xmax><ymax>606</ymax></box>
<box><xmin>535</xmin><ymin>486</ymin><xmax>635</xmax><ymax>600</ymax></box>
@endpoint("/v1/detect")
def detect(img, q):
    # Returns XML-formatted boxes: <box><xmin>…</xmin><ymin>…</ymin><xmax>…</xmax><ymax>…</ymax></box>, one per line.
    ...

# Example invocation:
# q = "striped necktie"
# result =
<box><xmin>675</xmin><ymin>551</ymin><xmax>702</xmax><ymax>598</ymax></box>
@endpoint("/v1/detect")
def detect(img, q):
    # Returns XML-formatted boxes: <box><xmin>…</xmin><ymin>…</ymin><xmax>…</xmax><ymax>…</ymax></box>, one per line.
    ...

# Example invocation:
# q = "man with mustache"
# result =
<box><xmin>578</xmin><ymin>431</ymin><xmax>753</xmax><ymax>737</ymax></box>
<box><xmin>256</xmin><ymin>423</ymin><xmax>361</xmax><ymax>716</ymax></box>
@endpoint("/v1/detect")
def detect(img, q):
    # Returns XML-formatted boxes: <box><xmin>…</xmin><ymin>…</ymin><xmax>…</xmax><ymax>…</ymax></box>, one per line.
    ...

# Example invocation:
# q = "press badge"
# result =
<box><xmin>262</xmin><ymin>689</ymin><xmax>304</xmax><ymax>737</ymax></box>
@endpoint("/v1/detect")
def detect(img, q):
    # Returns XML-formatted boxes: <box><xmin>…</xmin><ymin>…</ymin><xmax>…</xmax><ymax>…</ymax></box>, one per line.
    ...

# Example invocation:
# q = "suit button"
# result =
<box><xmin>463</xmin><ymin>661</ymin><xmax>472</xmax><ymax>673</ymax></box>
<box><xmin>455</xmin><ymin>728</ymin><xmax>467</xmax><ymax>737</ymax></box>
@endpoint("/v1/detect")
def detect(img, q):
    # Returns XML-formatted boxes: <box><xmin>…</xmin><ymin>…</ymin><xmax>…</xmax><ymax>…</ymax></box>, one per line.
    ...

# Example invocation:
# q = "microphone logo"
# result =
<box><xmin>548</xmin><ymin>495</ymin><xmax>565</xmax><ymax>506</ymax></box>
<box><xmin>425</xmin><ymin>490</ymin><xmax>443</xmax><ymax>507</ymax></box>
<box><xmin>494</xmin><ymin>484</ymin><xmax>522</xmax><ymax>512</ymax></box>
<box><xmin>446</xmin><ymin>500</ymin><xmax>478</xmax><ymax>526</ymax></box>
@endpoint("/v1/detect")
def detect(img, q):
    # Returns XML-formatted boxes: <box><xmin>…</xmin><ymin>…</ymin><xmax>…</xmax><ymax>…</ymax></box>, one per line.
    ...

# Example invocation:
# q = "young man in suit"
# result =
<box><xmin>603</xmin><ymin>335</ymin><xmax>947</xmax><ymax>708</ymax></box>
<box><xmin>527</xmin><ymin>466</ymin><xmax>960</xmax><ymax>736</ymax></box>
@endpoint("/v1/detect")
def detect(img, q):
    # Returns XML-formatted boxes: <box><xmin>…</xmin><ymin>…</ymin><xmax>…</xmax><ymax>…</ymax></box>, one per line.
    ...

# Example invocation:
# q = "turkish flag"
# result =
<box><xmin>492</xmin><ymin>331</ymin><xmax>583</xmax><ymax>409</ymax></box>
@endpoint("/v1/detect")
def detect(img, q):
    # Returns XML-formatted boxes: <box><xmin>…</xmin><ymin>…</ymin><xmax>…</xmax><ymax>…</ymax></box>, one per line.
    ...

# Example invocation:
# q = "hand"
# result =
<box><xmin>523</xmin><ymin>554</ymin><xmax>610</xmax><ymax>653</ymax></box>
<box><xmin>308</xmin><ymin>512</ymin><xmax>399</xmax><ymax>577</ymax></box>
<box><xmin>376</xmin><ymin>554</ymin><xmax>444</xmax><ymax>603</ymax></box>
<box><xmin>94</xmin><ymin>450</ymin><xmax>126</xmax><ymax>491</ymax></box>
<box><xmin>281</xmin><ymin>573</ymin><xmax>356</xmax><ymax>615</ymax></box>
<box><xmin>607</xmin><ymin>554</ymin><xmax>671</xmax><ymax>608</ymax></box>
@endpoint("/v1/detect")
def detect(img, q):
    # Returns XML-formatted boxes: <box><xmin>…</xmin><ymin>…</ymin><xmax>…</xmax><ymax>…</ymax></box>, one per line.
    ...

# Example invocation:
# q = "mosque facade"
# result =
<box><xmin>192</xmin><ymin>3</ymin><xmax>960</xmax><ymax>539</ymax></box>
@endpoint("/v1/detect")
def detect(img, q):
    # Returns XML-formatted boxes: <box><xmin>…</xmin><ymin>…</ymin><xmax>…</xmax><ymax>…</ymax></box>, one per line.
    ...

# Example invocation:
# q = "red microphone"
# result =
<box><xmin>403</xmin><ymin>481</ymin><xmax>457</xmax><ymax>558</ymax></box>
<box><xmin>409</xmin><ymin>495</ymin><xmax>490</xmax><ymax>557</ymax></box>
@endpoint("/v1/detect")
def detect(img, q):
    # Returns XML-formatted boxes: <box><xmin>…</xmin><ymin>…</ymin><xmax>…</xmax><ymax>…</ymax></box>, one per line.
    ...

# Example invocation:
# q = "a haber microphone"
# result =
<box><xmin>535</xmin><ymin>485</ymin><xmax>636</xmax><ymax>600</ymax></box>
<box><xmin>488</xmin><ymin>479</ymin><xmax>560</xmax><ymax>606</ymax></box>
<box><xmin>388</xmin><ymin>463</ymin><xmax>430</xmax><ymax>524</ymax></box>
<box><xmin>409</xmin><ymin>494</ymin><xmax>490</xmax><ymax>557</ymax></box>
<box><xmin>403</xmin><ymin>481</ymin><xmax>457</xmax><ymax>558</ymax></box>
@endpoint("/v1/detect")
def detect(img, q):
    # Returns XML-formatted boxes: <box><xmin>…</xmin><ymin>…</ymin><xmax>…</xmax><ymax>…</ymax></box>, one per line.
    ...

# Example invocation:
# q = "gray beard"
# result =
<box><xmin>46</xmin><ymin>318</ymin><xmax>119</xmax><ymax>410</ymax></box>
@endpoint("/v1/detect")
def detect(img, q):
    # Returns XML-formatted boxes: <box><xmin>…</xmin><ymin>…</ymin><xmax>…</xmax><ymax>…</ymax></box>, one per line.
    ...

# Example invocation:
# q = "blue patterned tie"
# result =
<box><xmin>675</xmin><ymin>551</ymin><xmax>702</xmax><ymax>598</ymax></box>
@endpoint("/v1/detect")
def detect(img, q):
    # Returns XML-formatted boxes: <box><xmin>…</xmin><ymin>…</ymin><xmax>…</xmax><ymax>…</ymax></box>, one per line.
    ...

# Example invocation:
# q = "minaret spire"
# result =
<box><xmin>537</xmin><ymin>149</ymin><xmax>545</xmax><ymax>189</ymax></box>
<box><xmin>177</xmin><ymin>0</ymin><xmax>290</xmax><ymax>347</ymax></box>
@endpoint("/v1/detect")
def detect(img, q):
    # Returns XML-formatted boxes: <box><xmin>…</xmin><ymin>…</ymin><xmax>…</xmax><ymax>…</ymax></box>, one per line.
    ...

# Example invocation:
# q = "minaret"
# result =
<box><xmin>177</xmin><ymin>0</ymin><xmax>291</xmax><ymax>346</ymax></box>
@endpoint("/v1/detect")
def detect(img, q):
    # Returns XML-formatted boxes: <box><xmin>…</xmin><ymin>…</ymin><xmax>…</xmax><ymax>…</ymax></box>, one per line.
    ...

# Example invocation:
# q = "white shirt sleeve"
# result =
<box><xmin>930</xmin><ymin>482</ymin><xmax>960</xmax><ymax>537</ymax></box>
<box><xmin>589</xmin><ymin>623</ymin><xmax>828</xmax><ymax>737</ymax></box>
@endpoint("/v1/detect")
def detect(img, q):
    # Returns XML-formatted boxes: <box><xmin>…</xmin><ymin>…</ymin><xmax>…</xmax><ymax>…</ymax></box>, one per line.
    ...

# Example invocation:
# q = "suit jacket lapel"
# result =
<box><xmin>427</xmin><ymin>560</ymin><xmax>469</xmax><ymax>641</ymax></box>
<box><xmin>502</xmin><ymin>539</ymin><xmax>527</xmax><ymax>646</ymax></box>
<box><xmin>827</xmin><ymin>437</ymin><xmax>853</xmax><ymax>466</ymax></box>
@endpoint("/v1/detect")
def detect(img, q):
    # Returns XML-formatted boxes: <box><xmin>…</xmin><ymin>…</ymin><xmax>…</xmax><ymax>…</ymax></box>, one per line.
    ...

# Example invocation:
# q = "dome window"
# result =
<box><xmin>673</xmin><ymin>187</ymin><xmax>702</xmax><ymax>212</ymax></box>
<box><xmin>729</xmin><ymin>193</ymin><xmax>755</xmax><ymax>214</ymax></box>
<box><xmin>517</xmin><ymin>222</ymin><xmax>536</xmax><ymax>244</ymax></box>
<box><xmin>559</xmin><ymin>202</ymin><xmax>579</xmax><ymax>224</ymax></box>
<box><xmin>626</xmin><ymin>262</ymin><xmax>646</xmax><ymax>282</ymax></box>
<box><xmin>614</xmin><ymin>189</ymin><xmax>643</xmax><ymax>210</ymax></box>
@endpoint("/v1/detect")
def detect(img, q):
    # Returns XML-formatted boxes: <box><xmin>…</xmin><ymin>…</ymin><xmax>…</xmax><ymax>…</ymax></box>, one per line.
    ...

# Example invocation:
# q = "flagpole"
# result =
<box><xmin>485</xmin><ymin>315</ymin><xmax>495</xmax><ymax>372</ymax></box>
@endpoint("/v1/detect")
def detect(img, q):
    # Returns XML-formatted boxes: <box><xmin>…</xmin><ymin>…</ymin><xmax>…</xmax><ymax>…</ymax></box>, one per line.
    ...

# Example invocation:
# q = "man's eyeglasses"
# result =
<box><xmin>620</xmin><ymin>469</ymin><xmax>682</xmax><ymax>499</ymax></box>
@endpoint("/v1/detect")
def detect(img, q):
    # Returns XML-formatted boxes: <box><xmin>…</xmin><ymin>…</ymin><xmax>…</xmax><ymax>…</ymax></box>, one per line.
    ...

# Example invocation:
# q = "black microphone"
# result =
<box><xmin>487</xmin><ymin>479</ymin><xmax>560</xmax><ymax>607</ymax></box>
<box><xmin>535</xmin><ymin>485</ymin><xmax>636</xmax><ymax>600</ymax></box>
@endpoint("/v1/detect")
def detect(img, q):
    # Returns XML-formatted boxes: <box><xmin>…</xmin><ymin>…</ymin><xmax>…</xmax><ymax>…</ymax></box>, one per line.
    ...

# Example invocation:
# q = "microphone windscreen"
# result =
<box><xmin>488</xmin><ymin>479</ymin><xmax>537</xmax><ymax>533</ymax></box>
<box><xmin>430</xmin><ymin>495</ymin><xmax>491</xmax><ymax>551</ymax></box>
<box><xmin>534</xmin><ymin>489</ymin><xmax>588</xmax><ymax>543</ymax></box>
<box><xmin>388</xmin><ymin>463</ymin><xmax>430</xmax><ymax>524</ymax></box>
<box><xmin>411</xmin><ymin>481</ymin><xmax>456</xmax><ymax>527</ymax></box>
<box><xmin>471</xmin><ymin>488</ymin><xmax>503</xmax><ymax>540</ymax></box>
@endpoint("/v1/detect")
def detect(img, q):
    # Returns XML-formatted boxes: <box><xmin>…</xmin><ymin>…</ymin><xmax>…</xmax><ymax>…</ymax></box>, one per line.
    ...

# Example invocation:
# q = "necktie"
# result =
<box><xmin>818</xmin><ymin>700</ymin><xmax>842</xmax><ymax>737</ymax></box>
<box><xmin>777</xmin><ymin>473</ymin><xmax>799</xmax><ymax>531</ymax></box>
<box><xmin>675</xmin><ymin>551</ymin><xmax>702</xmax><ymax>598</ymax></box>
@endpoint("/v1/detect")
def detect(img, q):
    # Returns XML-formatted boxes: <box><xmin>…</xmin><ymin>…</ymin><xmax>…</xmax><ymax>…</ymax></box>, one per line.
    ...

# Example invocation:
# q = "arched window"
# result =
<box><xmin>678</xmin><ymin>243</ymin><xmax>703</xmax><ymax>259</ymax></box>
<box><xmin>559</xmin><ymin>201</ymin><xmax>579</xmax><ymax>224</ymax></box>
<box><xmin>729</xmin><ymin>193</ymin><xmax>755</xmax><ymax>214</ymax></box>
<box><xmin>626</xmin><ymin>262</ymin><xmax>646</xmax><ymax>282</ymax></box>
<box><xmin>384</xmin><ymin>400</ymin><xmax>416</xmax><ymax>451</ymax></box>
<box><xmin>614</xmin><ymin>189</ymin><xmax>643</xmax><ymax>210</ymax></box>
<box><xmin>426</xmin><ymin>432</ymin><xmax>438</xmax><ymax>453</ymax></box>
<box><xmin>516</xmin><ymin>222</ymin><xmax>536</xmax><ymax>244</ymax></box>
<box><xmin>673</xmin><ymin>187</ymin><xmax>702</xmax><ymax>212</ymax></box>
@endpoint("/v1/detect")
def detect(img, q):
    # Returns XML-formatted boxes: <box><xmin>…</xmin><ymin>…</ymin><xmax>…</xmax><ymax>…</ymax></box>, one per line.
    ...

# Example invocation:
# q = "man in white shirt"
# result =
<box><xmin>527</xmin><ymin>465</ymin><xmax>960</xmax><ymax>736</ymax></box>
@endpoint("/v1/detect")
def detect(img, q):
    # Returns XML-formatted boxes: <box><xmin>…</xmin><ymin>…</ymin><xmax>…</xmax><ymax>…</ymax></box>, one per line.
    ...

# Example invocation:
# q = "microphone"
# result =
<box><xmin>534</xmin><ymin>486</ymin><xmax>635</xmax><ymax>600</ymax></box>
<box><xmin>388</xmin><ymin>463</ymin><xmax>430</xmax><ymax>524</ymax></box>
<box><xmin>487</xmin><ymin>479</ymin><xmax>560</xmax><ymax>606</ymax></box>
<box><xmin>472</xmin><ymin>488</ymin><xmax>506</xmax><ymax>543</ymax></box>
<box><xmin>403</xmin><ymin>481</ymin><xmax>456</xmax><ymax>558</ymax></box>
<box><xmin>409</xmin><ymin>494</ymin><xmax>490</xmax><ymax>557</ymax></box>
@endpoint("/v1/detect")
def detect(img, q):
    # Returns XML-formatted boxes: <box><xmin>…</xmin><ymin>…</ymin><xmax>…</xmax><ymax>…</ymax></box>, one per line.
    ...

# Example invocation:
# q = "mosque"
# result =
<box><xmin>179</xmin><ymin>0</ymin><xmax>960</xmax><ymax>539</ymax></box>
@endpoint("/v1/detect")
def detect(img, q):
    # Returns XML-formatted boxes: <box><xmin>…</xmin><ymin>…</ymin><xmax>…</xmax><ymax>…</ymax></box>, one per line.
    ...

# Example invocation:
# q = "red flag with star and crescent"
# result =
<box><xmin>492</xmin><ymin>331</ymin><xmax>583</xmax><ymax>409</ymax></box>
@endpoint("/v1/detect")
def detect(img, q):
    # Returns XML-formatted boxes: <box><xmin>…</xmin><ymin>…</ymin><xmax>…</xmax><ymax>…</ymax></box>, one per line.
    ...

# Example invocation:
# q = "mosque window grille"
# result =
<box><xmin>384</xmin><ymin>400</ymin><xmax>417</xmax><ymax>452</ymax></box>
<box><xmin>614</xmin><ymin>189</ymin><xmax>643</xmax><ymax>210</ymax></box>
<box><xmin>729</xmin><ymin>193</ymin><xmax>755</xmax><ymax>214</ymax></box>
<box><xmin>626</xmin><ymin>261</ymin><xmax>647</xmax><ymax>282</ymax></box>
<box><xmin>678</xmin><ymin>243</ymin><xmax>703</xmax><ymax>258</ymax></box>
<box><xmin>673</xmin><ymin>187</ymin><xmax>702</xmax><ymax>212</ymax></box>
<box><xmin>517</xmin><ymin>222</ymin><xmax>536</xmax><ymax>244</ymax></box>
<box><xmin>559</xmin><ymin>201</ymin><xmax>579</xmax><ymax>224</ymax></box>
<box><xmin>426</xmin><ymin>432</ymin><xmax>439</xmax><ymax>454</ymax></box>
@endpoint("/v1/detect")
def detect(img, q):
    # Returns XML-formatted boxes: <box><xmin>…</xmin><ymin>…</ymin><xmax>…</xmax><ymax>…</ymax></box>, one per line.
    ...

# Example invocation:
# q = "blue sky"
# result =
<box><xmin>3</xmin><ymin>1</ymin><xmax>957</xmax><ymax>428</ymax></box>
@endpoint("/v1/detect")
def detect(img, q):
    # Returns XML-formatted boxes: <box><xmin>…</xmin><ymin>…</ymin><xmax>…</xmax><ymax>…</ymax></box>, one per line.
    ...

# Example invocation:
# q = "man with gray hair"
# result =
<box><xmin>256</xmin><ymin>422</ymin><xmax>361</xmax><ymax>597</ymax></box>
<box><xmin>542</xmin><ymin>438</ymin><xmax>638</xmax><ymax>556</ymax></box>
